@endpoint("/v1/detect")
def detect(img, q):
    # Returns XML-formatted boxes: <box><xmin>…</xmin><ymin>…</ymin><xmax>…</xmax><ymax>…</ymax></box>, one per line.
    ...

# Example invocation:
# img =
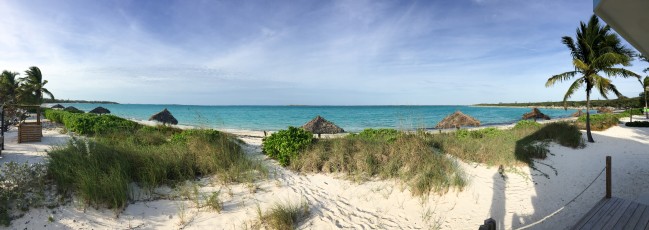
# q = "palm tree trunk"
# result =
<box><xmin>645</xmin><ymin>88</ymin><xmax>648</xmax><ymax>119</ymax></box>
<box><xmin>586</xmin><ymin>89</ymin><xmax>594</xmax><ymax>143</ymax></box>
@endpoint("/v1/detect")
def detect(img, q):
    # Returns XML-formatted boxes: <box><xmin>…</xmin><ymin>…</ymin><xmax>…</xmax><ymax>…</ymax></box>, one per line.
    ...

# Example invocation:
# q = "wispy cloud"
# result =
<box><xmin>0</xmin><ymin>0</ymin><xmax>646</xmax><ymax>105</ymax></box>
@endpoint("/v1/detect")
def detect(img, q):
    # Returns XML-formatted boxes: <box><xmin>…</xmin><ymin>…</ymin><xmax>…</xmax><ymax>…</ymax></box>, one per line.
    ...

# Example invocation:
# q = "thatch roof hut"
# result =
<box><xmin>302</xmin><ymin>115</ymin><xmax>344</xmax><ymax>137</ymax></box>
<box><xmin>89</xmin><ymin>106</ymin><xmax>111</xmax><ymax>115</ymax></box>
<box><xmin>522</xmin><ymin>108</ymin><xmax>551</xmax><ymax>121</ymax></box>
<box><xmin>435</xmin><ymin>111</ymin><xmax>481</xmax><ymax>129</ymax></box>
<box><xmin>572</xmin><ymin>109</ymin><xmax>584</xmax><ymax>117</ymax></box>
<box><xmin>149</xmin><ymin>108</ymin><xmax>178</xmax><ymax>125</ymax></box>
<box><xmin>597</xmin><ymin>107</ymin><xmax>613</xmax><ymax>114</ymax></box>
<box><xmin>64</xmin><ymin>106</ymin><xmax>83</xmax><ymax>113</ymax></box>
<box><xmin>51</xmin><ymin>104</ymin><xmax>64</xmax><ymax>109</ymax></box>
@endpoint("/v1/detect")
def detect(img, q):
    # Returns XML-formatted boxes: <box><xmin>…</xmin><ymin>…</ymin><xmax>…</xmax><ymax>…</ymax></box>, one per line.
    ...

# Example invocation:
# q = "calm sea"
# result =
<box><xmin>56</xmin><ymin>104</ymin><xmax>582</xmax><ymax>132</ymax></box>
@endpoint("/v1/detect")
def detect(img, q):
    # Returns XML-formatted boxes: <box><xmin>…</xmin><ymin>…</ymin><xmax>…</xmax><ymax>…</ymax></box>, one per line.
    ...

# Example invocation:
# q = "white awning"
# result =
<box><xmin>594</xmin><ymin>0</ymin><xmax>649</xmax><ymax>57</ymax></box>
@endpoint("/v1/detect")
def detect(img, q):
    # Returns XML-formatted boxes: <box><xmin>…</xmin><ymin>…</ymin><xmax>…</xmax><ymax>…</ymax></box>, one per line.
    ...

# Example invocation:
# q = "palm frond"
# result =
<box><xmin>41</xmin><ymin>88</ymin><xmax>54</xmax><ymax>100</ymax></box>
<box><xmin>546</xmin><ymin>71</ymin><xmax>579</xmax><ymax>87</ymax></box>
<box><xmin>563</xmin><ymin>78</ymin><xmax>584</xmax><ymax>107</ymax></box>
<box><xmin>602</xmin><ymin>67</ymin><xmax>641</xmax><ymax>78</ymax></box>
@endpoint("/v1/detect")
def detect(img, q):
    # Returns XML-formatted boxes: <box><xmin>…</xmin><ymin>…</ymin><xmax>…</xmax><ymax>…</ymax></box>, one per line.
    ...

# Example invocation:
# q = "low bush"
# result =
<box><xmin>626</xmin><ymin>121</ymin><xmax>649</xmax><ymax>127</ymax></box>
<box><xmin>348</xmin><ymin>128</ymin><xmax>400</xmax><ymax>142</ymax></box>
<box><xmin>0</xmin><ymin>162</ymin><xmax>54</xmax><ymax>226</ymax></box>
<box><xmin>44</xmin><ymin>110</ymin><xmax>140</xmax><ymax>135</ymax></box>
<box><xmin>575</xmin><ymin>113</ymin><xmax>619</xmax><ymax>131</ymax></box>
<box><xmin>455</xmin><ymin>127</ymin><xmax>503</xmax><ymax>139</ymax></box>
<box><xmin>514</xmin><ymin>120</ymin><xmax>541</xmax><ymax>129</ymax></box>
<box><xmin>262</xmin><ymin>127</ymin><xmax>313</xmax><ymax>166</ymax></box>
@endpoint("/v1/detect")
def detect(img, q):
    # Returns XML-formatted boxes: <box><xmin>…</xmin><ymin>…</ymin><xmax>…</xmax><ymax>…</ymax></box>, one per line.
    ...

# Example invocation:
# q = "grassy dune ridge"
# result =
<box><xmin>44</xmin><ymin>110</ymin><xmax>267</xmax><ymax>210</ymax></box>
<box><xmin>265</xmin><ymin>120</ymin><xmax>587</xmax><ymax>196</ymax></box>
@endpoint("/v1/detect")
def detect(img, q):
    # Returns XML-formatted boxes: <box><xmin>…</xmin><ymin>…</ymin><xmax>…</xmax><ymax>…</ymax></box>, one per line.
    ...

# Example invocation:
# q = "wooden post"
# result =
<box><xmin>606</xmin><ymin>156</ymin><xmax>612</xmax><ymax>199</ymax></box>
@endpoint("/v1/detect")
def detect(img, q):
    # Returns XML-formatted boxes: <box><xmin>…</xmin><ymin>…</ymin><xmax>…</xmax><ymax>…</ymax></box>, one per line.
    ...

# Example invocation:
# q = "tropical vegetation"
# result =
<box><xmin>545</xmin><ymin>15</ymin><xmax>638</xmax><ymax>143</ymax></box>
<box><xmin>0</xmin><ymin>66</ymin><xmax>54</xmax><ymax>123</ymax></box>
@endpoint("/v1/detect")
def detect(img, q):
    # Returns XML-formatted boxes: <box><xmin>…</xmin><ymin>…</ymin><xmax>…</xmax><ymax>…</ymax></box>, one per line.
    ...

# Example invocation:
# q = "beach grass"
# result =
<box><xmin>288</xmin><ymin>122</ymin><xmax>583</xmax><ymax>196</ymax></box>
<box><xmin>428</xmin><ymin>122</ymin><xmax>584</xmax><ymax>167</ymax></box>
<box><xmin>256</xmin><ymin>200</ymin><xmax>310</xmax><ymax>230</ymax></box>
<box><xmin>291</xmin><ymin>129</ymin><xmax>467</xmax><ymax>196</ymax></box>
<box><xmin>47</xmin><ymin>113</ymin><xmax>267</xmax><ymax>210</ymax></box>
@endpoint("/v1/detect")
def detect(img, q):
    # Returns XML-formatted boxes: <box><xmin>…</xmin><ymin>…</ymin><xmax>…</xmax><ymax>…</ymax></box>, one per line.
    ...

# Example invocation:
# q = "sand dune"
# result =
<box><xmin>2</xmin><ymin>117</ymin><xmax>649</xmax><ymax>229</ymax></box>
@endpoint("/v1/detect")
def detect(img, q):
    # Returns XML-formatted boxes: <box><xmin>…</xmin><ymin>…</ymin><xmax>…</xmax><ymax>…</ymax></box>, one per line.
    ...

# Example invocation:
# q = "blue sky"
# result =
<box><xmin>0</xmin><ymin>0</ymin><xmax>647</xmax><ymax>105</ymax></box>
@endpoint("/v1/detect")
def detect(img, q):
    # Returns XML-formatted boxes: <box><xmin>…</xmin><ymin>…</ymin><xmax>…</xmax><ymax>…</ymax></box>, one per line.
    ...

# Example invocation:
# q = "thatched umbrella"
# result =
<box><xmin>435</xmin><ymin>111</ymin><xmax>481</xmax><ymax>129</ymax></box>
<box><xmin>522</xmin><ymin>108</ymin><xmax>551</xmax><ymax>121</ymax></box>
<box><xmin>89</xmin><ymin>106</ymin><xmax>111</xmax><ymax>115</ymax></box>
<box><xmin>149</xmin><ymin>108</ymin><xmax>178</xmax><ymax>125</ymax></box>
<box><xmin>51</xmin><ymin>104</ymin><xmax>64</xmax><ymax>109</ymax></box>
<box><xmin>64</xmin><ymin>106</ymin><xmax>83</xmax><ymax>113</ymax></box>
<box><xmin>302</xmin><ymin>115</ymin><xmax>344</xmax><ymax>138</ymax></box>
<box><xmin>597</xmin><ymin>107</ymin><xmax>613</xmax><ymax>114</ymax></box>
<box><xmin>572</xmin><ymin>109</ymin><xmax>584</xmax><ymax>117</ymax></box>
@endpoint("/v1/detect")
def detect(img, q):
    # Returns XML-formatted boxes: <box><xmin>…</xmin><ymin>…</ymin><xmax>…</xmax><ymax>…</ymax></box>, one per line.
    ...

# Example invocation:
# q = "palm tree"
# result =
<box><xmin>640</xmin><ymin>55</ymin><xmax>649</xmax><ymax>118</ymax></box>
<box><xmin>0</xmin><ymin>71</ymin><xmax>20</xmax><ymax>105</ymax></box>
<box><xmin>546</xmin><ymin>15</ymin><xmax>638</xmax><ymax>143</ymax></box>
<box><xmin>19</xmin><ymin>66</ymin><xmax>54</xmax><ymax>104</ymax></box>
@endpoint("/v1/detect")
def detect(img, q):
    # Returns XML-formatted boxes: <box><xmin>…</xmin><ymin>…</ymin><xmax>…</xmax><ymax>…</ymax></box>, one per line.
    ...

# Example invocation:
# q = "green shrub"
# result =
<box><xmin>171</xmin><ymin>129</ymin><xmax>222</xmax><ymax>143</ymax></box>
<box><xmin>576</xmin><ymin>114</ymin><xmax>619</xmax><ymax>131</ymax></box>
<box><xmin>626</xmin><ymin>121</ymin><xmax>649</xmax><ymax>127</ymax></box>
<box><xmin>348</xmin><ymin>128</ymin><xmax>400</xmax><ymax>142</ymax></box>
<box><xmin>514</xmin><ymin>120</ymin><xmax>542</xmax><ymax>129</ymax></box>
<box><xmin>44</xmin><ymin>110</ymin><xmax>140</xmax><ymax>135</ymax></box>
<box><xmin>262</xmin><ymin>127</ymin><xmax>313</xmax><ymax>166</ymax></box>
<box><xmin>455</xmin><ymin>127</ymin><xmax>503</xmax><ymax>139</ymax></box>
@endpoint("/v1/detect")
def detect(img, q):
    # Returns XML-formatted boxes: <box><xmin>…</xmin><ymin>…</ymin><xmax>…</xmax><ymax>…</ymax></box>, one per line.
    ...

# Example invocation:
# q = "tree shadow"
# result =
<box><xmin>508</xmin><ymin>125</ymin><xmax>649</xmax><ymax>229</ymax></box>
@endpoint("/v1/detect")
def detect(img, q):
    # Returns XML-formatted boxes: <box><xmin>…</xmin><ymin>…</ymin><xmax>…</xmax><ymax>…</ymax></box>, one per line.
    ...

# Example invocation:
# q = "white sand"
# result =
<box><xmin>2</xmin><ymin>117</ymin><xmax>649</xmax><ymax>229</ymax></box>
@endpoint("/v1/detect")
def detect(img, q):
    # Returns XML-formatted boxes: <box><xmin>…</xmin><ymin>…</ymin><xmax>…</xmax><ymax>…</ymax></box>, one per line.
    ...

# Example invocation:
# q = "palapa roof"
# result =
<box><xmin>522</xmin><ymin>108</ymin><xmax>551</xmax><ymax>120</ymax></box>
<box><xmin>89</xmin><ymin>106</ymin><xmax>111</xmax><ymax>114</ymax></box>
<box><xmin>148</xmin><ymin>108</ymin><xmax>178</xmax><ymax>125</ymax></box>
<box><xmin>597</xmin><ymin>107</ymin><xmax>613</xmax><ymax>114</ymax></box>
<box><xmin>301</xmin><ymin>115</ymin><xmax>344</xmax><ymax>134</ymax></box>
<box><xmin>572</xmin><ymin>109</ymin><xmax>584</xmax><ymax>117</ymax></box>
<box><xmin>51</xmin><ymin>104</ymin><xmax>64</xmax><ymax>109</ymax></box>
<box><xmin>64</xmin><ymin>106</ymin><xmax>83</xmax><ymax>113</ymax></box>
<box><xmin>435</xmin><ymin>111</ymin><xmax>481</xmax><ymax>129</ymax></box>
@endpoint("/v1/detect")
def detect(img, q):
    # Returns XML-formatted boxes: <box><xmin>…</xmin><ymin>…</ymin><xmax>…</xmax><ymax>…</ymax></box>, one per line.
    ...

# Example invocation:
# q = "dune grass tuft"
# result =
<box><xmin>257</xmin><ymin>200</ymin><xmax>310</xmax><ymax>230</ymax></box>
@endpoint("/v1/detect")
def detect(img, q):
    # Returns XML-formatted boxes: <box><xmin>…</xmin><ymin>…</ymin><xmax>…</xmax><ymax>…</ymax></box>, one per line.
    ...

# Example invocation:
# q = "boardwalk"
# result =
<box><xmin>572</xmin><ymin>197</ymin><xmax>649</xmax><ymax>230</ymax></box>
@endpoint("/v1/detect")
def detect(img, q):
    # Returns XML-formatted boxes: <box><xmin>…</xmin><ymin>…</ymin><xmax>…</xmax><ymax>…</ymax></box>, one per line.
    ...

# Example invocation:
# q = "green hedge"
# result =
<box><xmin>576</xmin><ymin>113</ymin><xmax>620</xmax><ymax>131</ymax></box>
<box><xmin>625</xmin><ymin>121</ymin><xmax>649</xmax><ymax>127</ymax></box>
<box><xmin>44</xmin><ymin>109</ymin><xmax>140</xmax><ymax>135</ymax></box>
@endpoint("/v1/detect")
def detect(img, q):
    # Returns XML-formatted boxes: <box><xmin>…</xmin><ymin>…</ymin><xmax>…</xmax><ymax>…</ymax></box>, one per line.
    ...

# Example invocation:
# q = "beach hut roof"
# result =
<box><xmin>597</xmin><ymin>107</ymin><xmax>613</xmax><ymax>114</ymax></box>
<box><xmin>302</xmin><ymin>115</ymin><xmax>344</xmax><ymax>134</ymax></box>
<box><xmin>572</xmin><ymin>109</ymin><xmax>584</xmax><ymax>117</ymax></box>
<box><xmin>51</xmin><ymin>104</ymin><xmax>64</xmax><ymax>109</ymax></box>
<box><xmin>64</xmin><ymin>106</ymin><xmax>83</xmax><ymax>113</ymax></box>
<box><xmin>89</xmin><ymin>106</ymin><xmax>111</xmax><ymax>115</ymax></box>
<box><xmin>522</xmin><ymin>108</ymin><xmax>551</xmax><ymax>120</ymax></box>
<box><xmin>435</xmin><ymin>111</ymin><xmax>481</xmax><ymax>129</ymax></box>
<box><xmin>148</xmin><ymin>108</ymin><xmax>178</xmax><ymax>125</ymax></box>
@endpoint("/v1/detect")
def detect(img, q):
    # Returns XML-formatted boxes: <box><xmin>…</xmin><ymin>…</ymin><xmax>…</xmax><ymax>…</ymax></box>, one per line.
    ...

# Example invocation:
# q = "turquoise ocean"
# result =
<box><xmin>56</xmin><ymin>104</ymin><xmax>583</xmax><ymax>132</ymax></box>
